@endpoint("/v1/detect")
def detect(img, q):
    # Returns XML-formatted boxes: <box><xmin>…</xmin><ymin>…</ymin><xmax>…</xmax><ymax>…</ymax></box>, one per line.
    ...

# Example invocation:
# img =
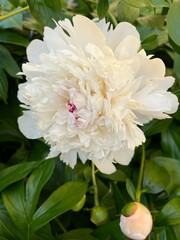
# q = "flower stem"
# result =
<box><xmin>108</xmin><ymin>12</ymin><xmax>118</xmax><ymax>27</ymax></box>
<box><xmin>92</xmin><ymin>162</ymin><xmax>99</xmax><ymax>206</ymax></box>
<box><xmin>0</xmin><ymin>6</ymin><xmax>29</xmax><ymax>22</ymax></box>
<box><xmin>136</xmin><ymin>144</ymin><xmax>145</xmax><ymax>202</ymax></box>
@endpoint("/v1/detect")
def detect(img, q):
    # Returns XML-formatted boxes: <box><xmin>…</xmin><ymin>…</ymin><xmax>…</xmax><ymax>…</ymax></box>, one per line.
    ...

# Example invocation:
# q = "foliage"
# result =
<box><xmin>0</xmin><ymin>0</ymin><xmax>180</xmax><ymax>239</ymax></box>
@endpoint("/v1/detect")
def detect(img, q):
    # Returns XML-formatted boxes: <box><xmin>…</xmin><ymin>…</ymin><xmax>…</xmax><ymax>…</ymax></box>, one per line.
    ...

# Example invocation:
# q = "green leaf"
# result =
<box><xmin>166</xmin><ymin>226</ymin><xmax>178</xmax><ymax>240</ymax></box>
<box><xmin>167</xmin><ymin>0</ymin><xmax>180</xmax><ymax>47</ymax></box>
<box><xmin>126</xmin><ymin>178</ymin><xmax>136</xmax><ymax>200</ymax></box>
<box><xmin>0</xmin><ymin>68</ymin><xmax>8</xmax><ymax>103</ymax></box>
<box><xmin>92</xmin><ymin>219</ymin><xmax>126</xmax><ymax>240</ymax></box>
<box><xmin>0</xmin><ymin>45</ymin><xmax>21</xmax><ymax>78</ymax></box>
<box><xmin>155</xmin><ymin>197</ymin><xmax>180</xmax><ymax>226</ymax></box>
<box><xmin>99</xmin><ymin>169</ymin><xmax>127</xmax><ymax>182</ymax></box>
<box><xmin>141</xmin><ymin>34</ymin><xmax>159</xmax><ymax>50</ymax></box>
<box><xmin>56</xmin><ymin>228</ymin><xmax>96</xmax><ymax>240</ymax></box>
<box><xmin>142</xmin><ymin>119</ymin><xmax>172</xmax><ymax>137</ymax></box>
<box><xmin>0</xmin><ymin>161</ymin><xmax>42</xmax><ymax>191</ymax></box>
<box><xmin>151</xmin><ymin>0</ymin><xmax>170</xmax><ymax>7</ymax></box>
<box><xmin>97</xmin><ymin>0</ymin><xmax>109</xmax><ymax>20</ymax></box>
<box><xmin>0</xmin><ymin>30</ymin><xmax>29</xmax><ymax>47</ymax></box>
<box><xmin>8</xmin><ymin>0</ymin><xmax>20</xmax><ymax>7</ymax></box>
<box><xmin>32</xmin><ymin>181</ymin><xmax>87</xmax><ymax>231</ymax></box>
<box><xmin>26</xmin><ymin>0</ymin><xmax>63</xmax><ymax>27</ymax></box>
<box><xmin>174</xmin><ymin>53</ymin><xmax>180</xmax><ymax>79</ymax></box>
<box><xmin>0</xmin><ymin>207</ymin><xmax>23</xmax><ymax>240</ymax></box>
<box><xmin>25</xmin><ymin>159</ymin><xmax>55</xmax><ymax>218</ymax></box>
<box><xmin>112</xmin><ymin>182</ymin><xmax>126</xmax><ymax>212</ymax></box>
<box><xmin>137</xmin><ymin>14</ymin><xmax>164</xmax><ymax>30</ymax></box>
<box><xmin>0</xmin><ymin>7</ymin><xmax>23</xmax><ymax>30</ymax></box>
<box><xmin>117</xmin><ymin>1</ymin><xmax>140</xmax><ymax>23</ymax></box>
<box><xmin>151</xmin><ymin>157</ymin><xmax>180</xmax><ymax>193</ymax></box>
<box><xmin>143</xmin><ymin>160</ymin><xmax>170</xmax><ymax>194</ymax></box>
<box><xmin>161</xmin><ymin>123</ymin><xmax>180</xmax><ymax>159</ymax></box>
<box><xmin>124</xmin><ymin>0</ymin><xmax>152</xmax><ymax>8</ymax></box>
<box><xmin>33</xmin><ymin>224</ymin><xmax>54</xmax><ymax>240</ymax></box>
<box><xmin>2</xmin><ymin>182</ymin><xmax>29</xmax><ymax>236</ymax></box>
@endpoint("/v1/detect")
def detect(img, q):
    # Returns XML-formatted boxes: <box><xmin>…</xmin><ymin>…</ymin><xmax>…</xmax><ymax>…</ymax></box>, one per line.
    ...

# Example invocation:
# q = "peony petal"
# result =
<box><xmin>137</xmin><ymin>58</ymin><xmax>166</xmax><ymax>78</ymax></box>
<box><xmin>72</xmin><ymin>15</ymin><xmax>106</xmax><ymax>49</ymax></box>
<box><xmin>107</xmin><ymin>22</ymin><xmax>140</xmax><ymax>51</ymax></box>
<box><xmin>18</xmin><ymin>111</ymin><xmax>42</xmax><ymax>139</ymax></box>
<box><xmin>115</xmin><ymin>36</ymin><xmax>140</xmax><ymax>60</ymax></box>
<box><xmin>60</xmin><ymin>149</ymin><xmax>77</xmax><ymax>168</ymax></box>
<box><xmin>93</xmin><ymin>158</ymin><xmax>116</xmax><ymax>174</ymax></box>
<box><xmin>44</xmin><ymin>27</ymin><xmax>67</xmax><ymax>52</ymax></box>
<box><xmin>27</xmin><ymin>39</ymin><xmax>48</xmax><ymax>63</ymax></box>
<box><xmin>113</xmin><ymin>146</ymin><xmax>134</xmax><ymax>165</ymax></box>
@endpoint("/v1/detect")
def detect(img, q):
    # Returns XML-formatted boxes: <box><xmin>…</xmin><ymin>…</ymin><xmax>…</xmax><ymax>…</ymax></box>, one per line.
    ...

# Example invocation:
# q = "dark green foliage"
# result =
<box><xmin>0</xmin><ymin>0</ymin><xmax>180</xmax><ymax>239</ymax></box>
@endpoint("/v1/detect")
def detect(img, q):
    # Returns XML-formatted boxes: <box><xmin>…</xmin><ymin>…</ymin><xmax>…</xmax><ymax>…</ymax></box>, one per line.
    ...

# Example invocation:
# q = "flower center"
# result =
<box><xmin>67</xmin><ymin>101</ymin><xmax>77</xmax><ymax>113</ymax></box>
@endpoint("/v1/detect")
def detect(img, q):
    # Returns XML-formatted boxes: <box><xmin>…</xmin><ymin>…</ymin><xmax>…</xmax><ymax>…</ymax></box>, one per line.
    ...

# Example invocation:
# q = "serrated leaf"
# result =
<box><xmin>0</xmin><ymin>45</ymin><xmax>21</xmax><ymax>78</ymax></box>
<box><xmin>97</xmin><ymin>0</ymin><xmax>109</xmax><ymax>20</ymax></box>
<box><xmin>155</xmin><ymin>197</ymin><xmax>180</xmax><ymax>226</ymax></box>
<box><xmin>32</xmin><ymin>181</ymin><xmax>87</xmax><ymax>231</ymax></box>
<box><xmin>0</xmin><ymin>30</ymin><xmax>29</xmax><ymax>47</ymax></box>
<box><xmin>0</xmin><ymin>161</ymin><xmax>42</xmax><ymax>191</ymax></box>
<box><xmin>143</xmin><ymin>160</ymin><xmax>170</xmax><ymax>194</ymax></box>
<box><xmin>25</xmin><ymin>159</ymin><xmax>55</xmax><ymax>218</ymax></box>
<box><xmin>26</xmin><ymin>0</ymin><xmax>63</xmax><ymax>27</ymax></box>
<box><xmin>0</xmin><ymin>68</ymin><xmax>8</xmax><ymax>103</ymax></box>
<box><xmin>167</xmin><ymin>0</ymin><xmax>180</xmax><ymax>46</ymax></box>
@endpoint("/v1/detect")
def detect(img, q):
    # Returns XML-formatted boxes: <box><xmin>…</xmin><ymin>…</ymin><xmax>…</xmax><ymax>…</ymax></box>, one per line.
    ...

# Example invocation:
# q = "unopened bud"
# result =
<box><xmin>120</xmin><ymin>202</ymin><xmax>153</xmax><ymax>240</ymax></box>
<box><xmin>91</xmin><ymin>206</ymin><xmax>108</xmax><ymax>225</ymax></box>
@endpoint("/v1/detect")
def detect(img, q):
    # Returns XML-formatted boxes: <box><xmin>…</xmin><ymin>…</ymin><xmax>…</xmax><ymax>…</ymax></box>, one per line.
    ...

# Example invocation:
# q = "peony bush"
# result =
<box><xmin>0</xmin><ymin>0</ymin><xmax>180</xmax><ymax>240</ymax></box>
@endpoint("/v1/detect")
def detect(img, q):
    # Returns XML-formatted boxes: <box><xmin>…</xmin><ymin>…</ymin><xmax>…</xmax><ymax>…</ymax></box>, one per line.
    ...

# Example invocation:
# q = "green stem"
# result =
<box><xmin>92</xmin><ymin>162</ymin><xmax>99</xmax><ymax>207</ymax></box>
<box><xmin>108</xmin><ymin>12</ymin><xmax>118</xmax><ymax>27</ymax></box>
<box><xmin>0</xmin><ymin>6</ymin><xmax>29</xmax><ymax>22</ymax></box>
<box><xmin>136</xmin><ymin>144</ymin><xmax>145</xmax><ymax>202</ymax></box>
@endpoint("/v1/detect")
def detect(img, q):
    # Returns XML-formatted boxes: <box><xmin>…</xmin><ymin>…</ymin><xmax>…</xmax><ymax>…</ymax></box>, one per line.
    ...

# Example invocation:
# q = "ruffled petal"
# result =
<box><xmin>60</xmin><ymin>149</ymin><xmax>77</xmax><ymax>168</ymax></box>
<box><xmin>93</xmin><ymin>158</ymin><xmax>116</xmax><ymax>174</ymax></box>
<box><xmin>27</xmin><ymin>39</ymin><xmax>48</xmax><ymax>63</ymax></box>
<box><xmin>113</xmin><ymin>146</ymin><xmax>134</xmax><ymax>165</ymax></box>
<box><xmin>72</xmin><ymin>15</ymin><xmax>106</xmax><ymax>49</ymax></box>
<box><xmin>18</xmin><ymin>111</ymin><xmax>42</xmax><ymax>139</ymax></box>
<box><xmin>107</xmin><ymin>22</ymin><xmax>140</xmax><ymax>51</ymax></box>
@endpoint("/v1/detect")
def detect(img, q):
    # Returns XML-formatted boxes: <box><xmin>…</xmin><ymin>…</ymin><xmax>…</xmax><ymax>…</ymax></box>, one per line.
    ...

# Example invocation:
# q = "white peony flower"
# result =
<box><xmin>120</xmin><ymin>202</ymin><xmax>153</xmax><ymax>240</ymax></box>
<box><xmin>18</xmin><ymin>15</ymin><xmax>178</xmax><ymax>174</ymax></box>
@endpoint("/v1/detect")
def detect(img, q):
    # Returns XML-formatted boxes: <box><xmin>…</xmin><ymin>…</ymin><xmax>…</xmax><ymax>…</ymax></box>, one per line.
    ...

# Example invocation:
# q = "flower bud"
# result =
<box><xmin>90</xmin><ymin>206</ymin><xmax>108</xmax><ymax>225</ymax></box>
<box><xmin>120</xmin><ymin>202</ymin><xmax>153</xmax><ymax>240</ymax></box>
<box><xmin>71</xmin><ymin>194</ymin><xmax>86</xmax><ymax>212</ymax></box>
